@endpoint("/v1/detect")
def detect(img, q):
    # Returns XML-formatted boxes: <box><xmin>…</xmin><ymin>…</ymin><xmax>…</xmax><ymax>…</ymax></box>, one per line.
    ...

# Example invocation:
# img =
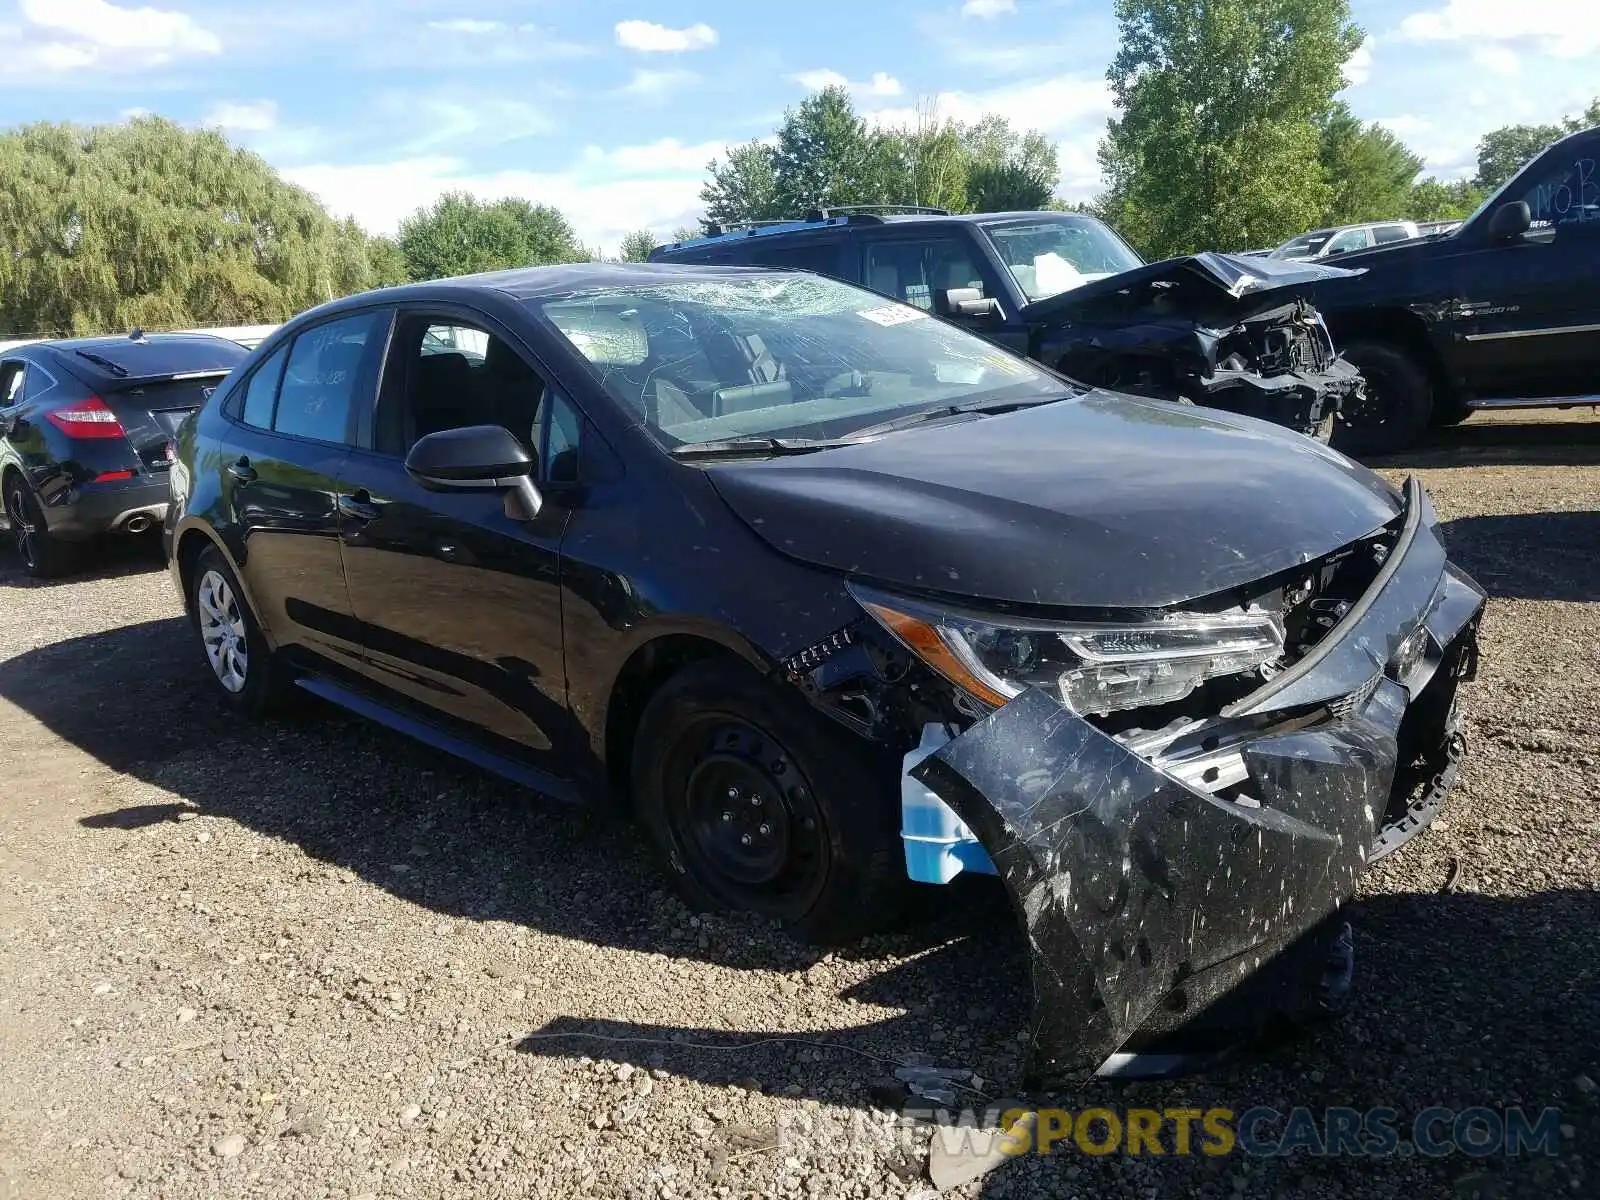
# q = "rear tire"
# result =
<box><xmin>190</xmin><ymin>545</ymin><xmax>287</xmax><ymax>716</ymax></box>
<box><xmin>631</xmin><ymin>658</ymin><xmax>907</xmax><ymax>944</ymax></box>
<box><xmin>1332</xmin><ymin>342</ymin><xmax>1433</xmax><ymax>456</ymax></box>
<box><xmin>4</xmin><ymin>474</ymin><xmax>72</xmax><ymax>579</ymax></box>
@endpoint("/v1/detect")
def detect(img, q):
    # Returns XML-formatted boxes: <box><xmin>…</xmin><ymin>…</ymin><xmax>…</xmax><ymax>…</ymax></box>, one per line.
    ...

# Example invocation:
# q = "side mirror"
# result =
<box><xmin>404</xmin><ymin>424</ymin><xmax>542</xmax><ymax>518</ymax></box>
<box><xmin>1488</xmin><ymin>200</ymin><xmax>1532</xmax><ymax>241</ymax></box>
<box><xmin>941</xmin><ymin>287</ymin><xmax>1001</xmax><ymax>319</ymax></box>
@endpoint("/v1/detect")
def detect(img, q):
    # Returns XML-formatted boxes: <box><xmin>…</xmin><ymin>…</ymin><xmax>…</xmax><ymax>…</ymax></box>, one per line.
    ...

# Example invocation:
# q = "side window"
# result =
<box><xmin>748</xmin><ymin>239</ymin><xmax>844</xmax><ymax>276</ymax></box>
<box><xmin>862</xmin><ymin>239</ymin><xmax>986</xmax><ymax>311</ymax></box>
<box><xmin>274</xmin><ymin>312</ymin><xmax>387</xmax><ymax>444</ymax></box>
<box><xmin>1325</xmin><ymin>228</ymin><xmax>1369</xmax><ymax>255</ymax></box>
<box><xmin>0</xmin><ymin>363</ymin><xmax>24</xmax><ymax>406</ymax></box>
<box><xmin>239</xmin><ymin>345</ymin><xmax>289</xmax><ymax>429</ymax></box>
<box><xmin>537</xmin><ymin>392</ymin><xmax>583</xmax><ymax>483</ymax></box>
<box><xmin>1372</xmin><ymin>225</ymin><xmax>1412</xmax><ymax>245</ymax></box>
<box><xmin>375</xmin><ymin>317</ymin><xmax>548</xmax><ymax>456</ymax></box>
<box><xmin>1512</xmin><ymin>136</ymin><xmax>1600</xmax><ymax>236</ymax></box>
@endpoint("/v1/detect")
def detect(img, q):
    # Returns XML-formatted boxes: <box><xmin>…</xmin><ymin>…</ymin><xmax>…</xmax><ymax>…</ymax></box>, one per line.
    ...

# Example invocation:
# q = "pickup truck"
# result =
<box><xmin>1310</xmin><ymin>125</ymin><xmax>1600</xmax><ymax>454</ymax></box>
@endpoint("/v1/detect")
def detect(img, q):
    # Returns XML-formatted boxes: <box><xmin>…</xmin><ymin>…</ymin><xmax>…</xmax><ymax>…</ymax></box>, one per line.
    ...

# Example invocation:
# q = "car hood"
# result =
<box><xmin>1021</xmin><ymin>251</ymin><xmax>1367</xmax><ymax>325</ymax></box>
<box><xmin>705</xmin><ymin>393</ymin><xmax>1400</xmax><ymax>609</ymax></box>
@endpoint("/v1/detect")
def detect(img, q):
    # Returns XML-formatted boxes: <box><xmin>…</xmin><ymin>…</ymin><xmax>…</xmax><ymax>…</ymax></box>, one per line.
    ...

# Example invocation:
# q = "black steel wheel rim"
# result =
<box><xmin>1339</xmin><ymin>367</ymin><xmax>1392</xmax><ymax>431</ymax></box>
<box><xmin>664</xmin><ymin>717</ymin><xmax>829</xmax><ymax>916</ymax></box>
<box><xmin>6</xmin><ymin>486</ymin><xmax>36</xmax><ymax>569</ymax></box>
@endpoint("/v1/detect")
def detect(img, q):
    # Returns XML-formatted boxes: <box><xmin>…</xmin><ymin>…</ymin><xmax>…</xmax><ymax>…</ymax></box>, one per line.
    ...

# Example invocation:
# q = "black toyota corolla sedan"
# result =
<box><xmin>165</xmin><ymin>264</ymin><xmax>1484</xmax><ymax>1084</ymax></box>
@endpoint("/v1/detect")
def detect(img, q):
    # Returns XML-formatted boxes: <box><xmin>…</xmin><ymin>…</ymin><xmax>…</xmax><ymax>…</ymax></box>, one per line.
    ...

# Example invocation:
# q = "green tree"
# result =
<box><xmin>363</xmin><ymin>233</ymin><xmax>410</xmax><ymax>287</ymax></box>
<box><xmin>770</xmin><ymin>85</ymin><xmax>901</xmax><ymax>214</ymax></box>
<box><xmin>396</xmin><ymin>192</ymin><xmax>583</xmax><ymax>282</ymax></box>
<box><xmin>617</xmin><ymin>229</ymin><xmax>659</xmax><ymax>262</ymax></box>
<box><xmin>1098</xmin><ymin>0</ymin><xmax>1364</xmax><ymax>260</ymax></box>
<box><xmin>1474</xmin><ymin>98</ymin><xmax>1600</xmax><ymax>190</ymax></box>
<box><xmin>0</xmin><ymin>116</ymin><xmax>387</xmax><ymax>337</ymax></box>
<box><xmin>966</xmin><ymin>161</ymin><xmax>1055</xmax><ymax>212</ymax></box>
<box><xmin>881</xmin><ymin>103</ymin><xmax>972</xmax><ymax>213</ymax></box>
<box><xmin>700</xmin><ymin>140</ymin><xmax>784</xmax><ymax>229</ymax></box>
<box><xmin>1407</xmin><ymin>177</ymin><xmax>1484</xmax><ymax>221</ymax></box>
<box><xmin>1318</xmin><ymin>103</ymin><xmax>1423</xmax><ymax>224</ymax></box>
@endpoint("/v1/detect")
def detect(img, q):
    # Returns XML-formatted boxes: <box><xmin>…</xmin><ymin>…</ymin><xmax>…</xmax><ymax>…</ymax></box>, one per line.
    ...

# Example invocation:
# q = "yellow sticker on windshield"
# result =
<box><xmin>856</xmin><ymin>305</ymin><xmax>929</xmax><ymax>327</ymax></box>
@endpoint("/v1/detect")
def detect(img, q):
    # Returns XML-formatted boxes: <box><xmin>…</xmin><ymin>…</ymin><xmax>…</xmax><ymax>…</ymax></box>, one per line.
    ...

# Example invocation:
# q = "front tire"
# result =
<box><xmin>631</xmin><ymin>659</ymin><xmax>906</xmax><ymax>944</ymax></box>
<box><xmin>4</xmin><ymin>475</ymin><xmax>72</xmax><ymax>579</ymax></box>
<box><xmin>1333</xmin><ymin>342</ymin><xmax>1433</xmax><ymax>456</ymax></box>
<box><xmin>190</xmin><ymin>546</ymin><xmax>286</xmax><ymax>716</ymax></box>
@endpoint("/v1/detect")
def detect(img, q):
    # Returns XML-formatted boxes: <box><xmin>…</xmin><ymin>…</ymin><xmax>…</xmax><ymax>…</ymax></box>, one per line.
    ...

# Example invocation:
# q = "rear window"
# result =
<box><xmin>62</xmin><ymin>335</ymin><xmax>249</xmax><ymax>383</ymax></box>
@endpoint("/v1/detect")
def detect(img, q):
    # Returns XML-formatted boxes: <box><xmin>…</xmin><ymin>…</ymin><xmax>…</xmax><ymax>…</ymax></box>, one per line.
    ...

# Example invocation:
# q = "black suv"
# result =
<box><xmin>650</xmin><ymin>208</ymin><xmax>1365</xmax><ymax>441</ymax></box>
<box><xmin>1308</xmin><ymin>125</ymin><xmax>1600</xmax><ymax>453</ymax></box>
<box><xmin>167</xmin><ymin>264</ymin><xmax>1482</xmax><ymax>1084</ymax></box>
<box><xmin>1</xmin><ymin>332</ymin><xmax>250</xmax><ymax>576</ymax></box>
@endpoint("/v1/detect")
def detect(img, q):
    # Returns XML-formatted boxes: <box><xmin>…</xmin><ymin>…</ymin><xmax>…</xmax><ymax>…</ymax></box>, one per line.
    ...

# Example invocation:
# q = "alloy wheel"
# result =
<box><xmin>5</xmin><ymin>485</ymin><xmax>37</xmax><ymax>571</ymax></box>
<box><xmin>197</xmin><ymin>569</ymin><xmax>250</xmax><ymax>694</ymax></box>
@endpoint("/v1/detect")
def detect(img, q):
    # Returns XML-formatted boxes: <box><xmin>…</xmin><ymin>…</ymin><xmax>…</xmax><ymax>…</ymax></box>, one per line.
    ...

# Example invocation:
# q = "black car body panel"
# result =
<box><xmin>164</xmin><ymin>264</ymin><xmax>1484</xmax><ymax>1084</ymax></box>
<box><xmin>0</xmin><ymin>334</ymin><xmax>248</xmax><ymax>545</ymax></box>
<box><xmin>1306</xmin><ymin>125</ymin><xmax>1600</xmax><ymax>422</ymax></box>
<box><xmin>650</xmin><ymin>214</ymin><xmax>1365</xmax><ymax>438</ymax></box>
<box><xmin>707</xmin><ymin>392</ymin><xmax>1398</xmax><ymax>609</ymax></box>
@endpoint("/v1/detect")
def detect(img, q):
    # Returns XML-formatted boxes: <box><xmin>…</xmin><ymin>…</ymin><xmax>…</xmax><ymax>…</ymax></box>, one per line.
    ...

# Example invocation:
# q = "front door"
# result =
<box><xmin>1449</xmin><ymin>131</ymin><xmax>1600</xmax><ymax>400</ymax></box>
<box><xmin>853</xmin><ymin>229</ymin><xmax>1027</xmax><ymax>354</ymax></box>
<box><xmin>334</xmin><ymin>309</ymin><xmax>581</xmax><ymax>771</ymax></box>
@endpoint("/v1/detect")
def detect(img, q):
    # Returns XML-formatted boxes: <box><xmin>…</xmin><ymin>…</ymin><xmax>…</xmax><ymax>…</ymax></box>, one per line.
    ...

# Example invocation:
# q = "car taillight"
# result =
<box><xmin>46</xmin><ymin>396</ymin><xmax>127</xmax><ymax>440</ymax></box>
<box><xmin>93</xmin><ymin>470</ymin><xmax>136</xmax><ymax>482</ymax></box>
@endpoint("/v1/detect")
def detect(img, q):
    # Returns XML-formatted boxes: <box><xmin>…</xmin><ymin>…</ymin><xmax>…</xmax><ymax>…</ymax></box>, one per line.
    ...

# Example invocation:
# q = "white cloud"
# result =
<box><xmin>425</xmin><ymin>18</ymin><xmax>503</xmax><ymax>35</ymax></box>
<box><xmin>396</xmin><ymin>97</ymin><xmax>557</xmax><ymax>154</ymax></box>
<box><xmin>284</xmin><ymin>137</ymin><xmax>733</xmax><ymax>254</ymax></box>
<box><xmin>614</xmin><ymin>19</ymin><xmax>718</xmax><ymax>53</ymax></box>
<box><xmin>962</xmin><ymin>0</ymin><xmax>1017</xmax><ymax>17</ymax></box>
<box><xmin>1343</xmin><ymin>37</ymin><xmax>1373</xmax><ymax>87</ymax></box>
<box><xmin>581</xmin><ymin>138</ymin><xmax>726</xmax><ymax>173</ymax></box>
<box><xmin>1471</xmin><ymin>45</ymin><xmax>1521</xmax><ymax>76</ymax></box>
<box><xmin>621</xmin><ymin>68</ymin><xmax>700</xmax><ymax>98</ymax></box>
<box><xmin>792</xmin><ymin>69</ymin><xmax>903</xmax><ymax>97</ymax></box>
<box><xmin>1397</xmin><ymin>1</ymin><xmax>1600</xmax><ymax>56</ymax></box>
<box><xmin>203</xmin><ymin>100</ymin><xmax>278</xmax><ymax>133</ymax></box>
<box><xmin>4</xmin><ymin>0</ymin><xmax>220</xmax><ymax>73</ymax></box>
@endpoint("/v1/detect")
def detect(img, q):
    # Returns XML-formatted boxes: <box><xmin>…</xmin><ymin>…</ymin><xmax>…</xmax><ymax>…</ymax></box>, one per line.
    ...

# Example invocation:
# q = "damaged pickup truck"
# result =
<box><xmin>168</xmin><ymin>265</ymin><xmax>1482</xmax><ymax>1086</ymax></box>
<box><xmin>650</xmin><ymin>210</ymin><xmax>1366</xmax><ymax>441</ymax></box>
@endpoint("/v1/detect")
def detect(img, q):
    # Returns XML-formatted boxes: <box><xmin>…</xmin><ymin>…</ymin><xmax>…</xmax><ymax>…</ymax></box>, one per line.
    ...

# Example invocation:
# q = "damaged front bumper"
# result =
<box><xmin>911</xmin><ymin>477</ymin><xmax>1484</xmax><ymax>1086</ymax></box>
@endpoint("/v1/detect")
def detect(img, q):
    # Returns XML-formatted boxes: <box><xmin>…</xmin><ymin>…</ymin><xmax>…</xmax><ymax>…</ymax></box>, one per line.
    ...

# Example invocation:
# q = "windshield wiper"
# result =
<box><xmin>844</xmin><ymin>392</ymin><xmax>1078</xmax><ymax>441</ymax></box>
<box><xmin>74</xmin><ymin>350</ymin><xmax>130</xmax><ymax>377</ymax></box>
<box><xmin>670</xmin><ymin>436</ymin><xmax>837</xmax><ymax>460</ymax></box>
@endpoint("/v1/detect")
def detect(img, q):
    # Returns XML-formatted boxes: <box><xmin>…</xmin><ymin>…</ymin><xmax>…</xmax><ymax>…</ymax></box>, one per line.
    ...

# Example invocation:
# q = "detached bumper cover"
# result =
<box><xmin>912</xmin><ymin>477</ymin><xmax>1484</xmax><ymax>1085</ymax></box>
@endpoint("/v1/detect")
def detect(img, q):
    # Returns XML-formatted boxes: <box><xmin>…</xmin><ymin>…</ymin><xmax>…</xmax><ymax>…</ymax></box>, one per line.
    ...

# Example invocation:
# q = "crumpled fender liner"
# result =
<box><xmin>912</xmin><ymin>682</ymin><xmax>1409</xmax><ymax>1086</ymax></box>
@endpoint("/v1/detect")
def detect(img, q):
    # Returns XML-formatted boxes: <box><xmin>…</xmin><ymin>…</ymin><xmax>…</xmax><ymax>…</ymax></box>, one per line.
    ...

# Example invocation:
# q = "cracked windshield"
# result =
<box><xmin>536</xmin><ymin>275</ymin><xmax>1065</xmax><ymax>447</ymax></box>
<box><xmin>981</xmin><ymin>215</ymin><xmax>1144</xmax><ymax>301</ymax></box>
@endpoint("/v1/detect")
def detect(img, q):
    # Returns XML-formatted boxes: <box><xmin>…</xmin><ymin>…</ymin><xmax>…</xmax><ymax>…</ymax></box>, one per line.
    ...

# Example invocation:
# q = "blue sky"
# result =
<box><xmin>0</xmin><ymin>0</ymin><xmax>1595</xmax><ymax>253</ymax></box>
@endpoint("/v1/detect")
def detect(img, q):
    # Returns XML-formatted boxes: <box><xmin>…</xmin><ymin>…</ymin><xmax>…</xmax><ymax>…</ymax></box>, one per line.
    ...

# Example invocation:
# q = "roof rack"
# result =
<box><xmin>804</xmin><ymin>204</ymin><xmax>951</xmax><ymax>219</ymax></box>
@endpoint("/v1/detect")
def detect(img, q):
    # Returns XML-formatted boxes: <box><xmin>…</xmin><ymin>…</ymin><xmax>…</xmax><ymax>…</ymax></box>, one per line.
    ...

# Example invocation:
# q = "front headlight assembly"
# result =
<box><xmin>850</xmin><ymin>582</ymin><xmax>1285</xmax><ymax>716</ymax></box>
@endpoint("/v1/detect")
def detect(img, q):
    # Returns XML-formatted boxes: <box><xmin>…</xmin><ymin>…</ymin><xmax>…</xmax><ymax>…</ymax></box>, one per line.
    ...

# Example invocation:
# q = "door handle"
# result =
<box><xmin>226</xmin><ymin>456</ymin><xmax>257</xmax><ymax>483</ymax></box>
<box><xmin>337</xmin><ymin>492</ymin><xmax>381</xmax><ymax>522</ymax></box>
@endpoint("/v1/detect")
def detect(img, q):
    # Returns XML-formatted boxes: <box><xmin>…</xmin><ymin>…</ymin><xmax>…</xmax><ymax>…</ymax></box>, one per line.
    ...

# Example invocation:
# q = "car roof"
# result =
<box><xmin>652</xmin><ymin>209</ymin><xmax>1103</xmax><ymax>256</ymax></box>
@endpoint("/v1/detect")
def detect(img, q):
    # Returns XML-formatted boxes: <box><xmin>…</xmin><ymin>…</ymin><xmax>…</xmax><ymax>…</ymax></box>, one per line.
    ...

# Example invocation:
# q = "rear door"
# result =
<box><xmin>213</xmin><ymin>310</ymin><xmax>390</xmax><ymax>666</ymax></box>
<box><xmin>1449</xmin><ymin>131</ymin><xmax>1600</xmax><ymax>399</ymax></box>
<box><xmin>332</xmin><ymin>306</ymin><xmax>580</xmax><ymax>772</ymax></box>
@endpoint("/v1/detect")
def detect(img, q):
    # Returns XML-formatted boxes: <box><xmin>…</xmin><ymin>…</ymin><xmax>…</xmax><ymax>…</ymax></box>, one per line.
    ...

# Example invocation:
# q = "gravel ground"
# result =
<box><xmin>0</xmin><ymin>410</ymin><xmax>1596</xmax><ymax>1200</ymax></box>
